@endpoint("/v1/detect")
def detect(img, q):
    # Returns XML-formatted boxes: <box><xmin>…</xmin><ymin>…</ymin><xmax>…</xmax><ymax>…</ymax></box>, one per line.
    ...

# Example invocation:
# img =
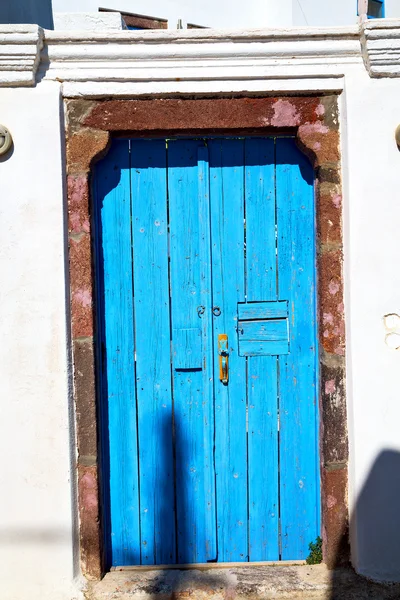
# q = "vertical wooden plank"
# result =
<box><xmin>276</xmin><ymin>138</ymin><xmax>320</xmax><ymax>560</ymax></box>
<box><xmin>245</xmin><ymin>138</ymin><xmax>279</xmax><ymax>561</ymax></box>
<box><xmin>168</xmin><ymin>139</ymin><xmax>216</xmax><ymax>564</ymax></box>
<box><xmin>131</xmin><ymin>140</ymin><xmax>175</xmax><ymax>565</ymax></box>
<box><xmin>96</xmin><ymin>139</ymin><xmax>140</xmax><ymax>566</ymax></box>
<box><xmin>209</xmin><ymin>138</ymin><xmax>248</xmax><ymax>562</ymax></box>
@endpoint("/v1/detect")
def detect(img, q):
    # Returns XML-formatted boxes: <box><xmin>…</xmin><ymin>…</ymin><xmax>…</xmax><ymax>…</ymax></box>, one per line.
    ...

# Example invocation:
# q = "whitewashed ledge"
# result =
<box><xmin>39</xmin><ymin>26</ymin><xmax>362</xmax><ymax>97</ymax></box>
<box><xmin>362</xmin><ymin>18</ymin><xmax>400</xmax><ymax>77</ymax></box>
<box><xmin>0</xmin><ymin>25</ymin><xmax>44</xmax><ymax>86</ymax></box>
<box><xmin>2</xmin><ymin>20</ymin><xmax>400</xmax><ymax>92</ymax></box>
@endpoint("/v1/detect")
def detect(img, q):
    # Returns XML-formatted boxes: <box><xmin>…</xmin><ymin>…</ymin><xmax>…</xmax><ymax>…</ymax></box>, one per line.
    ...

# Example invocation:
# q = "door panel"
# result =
<box><xmin>130</xmin><ymin>140</ymin><xmax>175</xmax><ymax>565</ymax></box>
<box><xmin>244</xmin><ymin>138</ymin><xmax>279</xmax><ymax>561</ymax></box>
<box><xmin>94</xmin><ymin>136</ymin><xmax>319</xmax><ymax>567</ymax></box>
<box><xmin>96</xmin><ymin>139</ymin><xmax>140</xmax><ymax>566</ymax></box>
<box><xmin>168</xmin><ymin>140</ymin><xmax>216</xmax><ymax>564</ymax></box>
<box><xmin>276</xmin><ymin>138</ymin><xmax>319</xmax><ymax>559</ymax></box>
<box><xmin>209</xmin><ymin>139</ymin><xmax>248</xmax><ymax>562</ymax></box>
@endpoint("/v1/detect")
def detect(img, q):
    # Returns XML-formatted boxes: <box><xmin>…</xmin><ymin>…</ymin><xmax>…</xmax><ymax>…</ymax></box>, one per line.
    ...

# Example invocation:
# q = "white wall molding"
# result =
<box><xmin>0</xmin><ymin>25</ymin><xmax>44</xmax><ymax>87</ymax></box>
<box><xmin>39</xmin><ymin>26</ymin><xmax>361</xmax><ymax>97</ymax></box>
<box><xmin>53</xmin><ymin>11</ymin><xmax>127</xmax><ymax>32</ymax></box>
<box><xmin>362</xmin><ymin>18</ymin><xmax>400</xmax><ymax>77</ymax></box>
<box><xmin>2</xmin><ymin>20</ymin><xmax>400</xmax><ymax>92</ymax></box>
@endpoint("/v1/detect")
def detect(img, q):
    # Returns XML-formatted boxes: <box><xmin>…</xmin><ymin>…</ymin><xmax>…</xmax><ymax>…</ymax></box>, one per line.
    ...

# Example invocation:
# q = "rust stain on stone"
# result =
<box><xmin>78</xmin><ymin>465</ymin><xmax>102</xmax><ymax>580</ymax></box>
<box><xmin>83</xmin><ymin>97</ymin><xmax>322</xmax><ymax>133</ymax></box>
<box><xmin>67</xmin><ymin>128</ymin><xmax>110</xmax><ymax>175</ymax></box>
<box><xmin>321</xmin><ymin>361</ymin><xmax>348</xmax><ymax>465</ymax></box>
<box><xmin>74</xmin><ymin>339</ymin><xmax>97</xmax><ymax>459</ymax></box>
<box><xmin>68</xmin><ymin>175</ymin><xmax>90</xmax><ymax>235</ymax></box>
<box><xmin>69</xmin><ymin>234</ymin><xmax>93</xmax><ymax>339</ymax></box>
<box><xmin>65</xmin><ymin>99</ymin><xmax>97</xmax><ymax>136</ymax></box>
<box><xmin>322</xmin><ymin>466</ymin><xmax>349</xmax><ymax>569</ymax></box>
<box><xmin>298</xmin><ymin>124</ymin><xmax>340</xmax><ymax>167</ymax></box>
<box><xmin>317</xmin><ymin>188</ymin><xmax>343</xmax><ymax>245</ymax></box>
<box><xmin>318</xmin><ymin>249</ymin><xmax>345</xmax><ymax>356</ymax></box>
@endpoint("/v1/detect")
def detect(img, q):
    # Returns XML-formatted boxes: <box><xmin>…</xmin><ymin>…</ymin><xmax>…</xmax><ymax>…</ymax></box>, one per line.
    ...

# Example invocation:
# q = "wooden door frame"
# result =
<box><xmin>65</xmin><ymin>95</ymin><xmax>348</xmax><ymax>579</ymax></box>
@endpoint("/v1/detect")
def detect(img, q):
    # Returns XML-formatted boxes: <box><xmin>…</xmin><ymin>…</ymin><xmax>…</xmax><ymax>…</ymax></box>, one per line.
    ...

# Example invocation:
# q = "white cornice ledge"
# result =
<box><xmin>362</xmin><ymin>18</ymin><xmax>400</xmax><ymax>77</ymax></box>
<box><xmin>0</xmin><ymin>25</ymin><xmax>44</xmax><ymax>86</ymax></box>
<box><xmin>40</xmin><ymin>26</ymin><xmax>361</xmax><ymax>97</ymax></box>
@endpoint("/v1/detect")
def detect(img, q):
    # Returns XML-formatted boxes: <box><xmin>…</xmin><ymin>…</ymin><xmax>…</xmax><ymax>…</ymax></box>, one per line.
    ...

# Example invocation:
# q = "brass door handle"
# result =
<box><xmin>218</xmin><ymin>334</ymin><xmax>229</xmax><ymax>384</ymax></box>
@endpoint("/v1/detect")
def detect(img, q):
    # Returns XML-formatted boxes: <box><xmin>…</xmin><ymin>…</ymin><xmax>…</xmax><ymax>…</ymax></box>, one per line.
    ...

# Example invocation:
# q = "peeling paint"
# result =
<box><xmin>327</xmin><ymin>494</ymin><xmax>337</xmax><ymax>509</ymax></box>
<box><xmin>325</xmin><ymin>380</ymin><xmax>336</xmax><ymax>395</ymax></box>
<box><xmin>271</xmin><ymin>99</ymin><xmax>300</xmax><ymax>127</ymax></box>
<box><xmin>74</xmin><ymin>288</ymin><xmax>92</xmax><ymax>308</ymax></box>
<box><xmin>328</xmin><ymin>280</ymin><xmax>340</xmax><ymax>295</ymax></box>
<box><xmin>70</xmin><ymin>212</ymin><xmax>90</xmax><ymax>233</ymax></box>
<box><xmin>334</xmin><ymin>346</ymin><xmax>346</xmax><ymax>356</ymax></box>
<box><xmin>299</xmin><ymin>121</ymin><xmax>329</xmax><ymax>136</ymax></box>
<box><xmin>80</xmin><ymin>471</ymin><xmax>98</xmax><ymax>509</ymax></box>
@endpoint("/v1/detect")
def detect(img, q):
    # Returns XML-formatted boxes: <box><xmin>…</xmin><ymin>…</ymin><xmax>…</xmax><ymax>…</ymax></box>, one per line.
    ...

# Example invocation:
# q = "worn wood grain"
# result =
<box><xmin>97</xmin><ymin>136</ymin><xmax>320</xmax><ymax>567</ymax></box>
<box><xmin>131</xmin><ymin>140</ymin><xmax>175</xmax><ymax>565</ymax></box>
<box><xmin>238</xmin><ymin>301</ymin><xmax>288</xmax><ymax>321</ymax></box>
<box><xmin>276</xmin><ymin>138</ymin><xmax>320</xmax><ymax>560</ymax></box>
<box><xmin>244</xmin><ymin>138</ymin><xmax>279</xmax><ymax>561</ymax></box>
<box><xmin>209</xmin><ymin>138</ymin><xmax>248</xmax><ymax>562</ymax></box>
<box><xmin>97</xmin><ymin>139</ymin><xmax>140</xmax><ymax>566</ymax></box>
<box><xmin>168</xmin><ymin>140</ymin><xmax>216</xmax><ymax>563</ymax></box>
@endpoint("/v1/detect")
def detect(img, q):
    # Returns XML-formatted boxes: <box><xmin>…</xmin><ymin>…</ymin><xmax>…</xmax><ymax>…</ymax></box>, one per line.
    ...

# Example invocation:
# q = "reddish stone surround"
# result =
<box><xmin>65</xmin><ymin>95</ymin><xmax>348</xmax><ymax>579</ymax></box>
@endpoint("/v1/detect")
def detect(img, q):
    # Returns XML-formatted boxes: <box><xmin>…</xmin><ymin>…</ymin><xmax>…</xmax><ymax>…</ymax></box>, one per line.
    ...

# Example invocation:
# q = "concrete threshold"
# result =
<box><xmin>86</xmin><ymin>564</ymin><xmax>400</xmax><ymax>600</ymax></box>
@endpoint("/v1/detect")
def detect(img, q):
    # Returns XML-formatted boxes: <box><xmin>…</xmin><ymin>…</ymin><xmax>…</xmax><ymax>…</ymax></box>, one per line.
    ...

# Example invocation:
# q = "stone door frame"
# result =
<box><xmin>65</xmin><ymin>95</ymin><xmax>348</xmax><ymax>579</ymax></box>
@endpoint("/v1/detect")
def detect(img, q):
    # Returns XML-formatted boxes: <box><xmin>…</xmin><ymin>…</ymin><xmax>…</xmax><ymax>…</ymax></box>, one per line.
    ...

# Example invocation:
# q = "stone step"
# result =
<box><xmin>85</xmin><ymin>565</ymin><xmax>400</xmax><ymax>600</ymax></box>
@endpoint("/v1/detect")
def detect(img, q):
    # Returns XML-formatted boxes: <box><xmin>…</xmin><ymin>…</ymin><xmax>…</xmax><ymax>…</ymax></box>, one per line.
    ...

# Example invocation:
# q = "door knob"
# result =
<box><xmin>218</xmin><ymin>334</ymin><xmax>229</xmax><ymax>384</ymax></box>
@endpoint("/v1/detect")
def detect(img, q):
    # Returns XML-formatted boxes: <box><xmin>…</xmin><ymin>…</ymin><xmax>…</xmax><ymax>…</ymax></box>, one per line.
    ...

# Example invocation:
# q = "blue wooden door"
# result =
<box><xmin>94</xmin><ymin>137</ymin><xmax>320</xmax><ymax>567</ymax></box>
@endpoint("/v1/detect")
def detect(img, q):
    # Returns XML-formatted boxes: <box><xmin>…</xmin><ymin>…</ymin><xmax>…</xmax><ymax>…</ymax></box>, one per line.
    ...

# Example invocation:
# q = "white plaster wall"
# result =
<box><xmin>342</xmin><ymin>68</ymin><xmax>400</xmax><ymax>581</ymax></box>
<box><xmin>293</xmin><ymin>0</ymin><xmax>357</xmax><ymax>26</ymax></box>
<box><xmin>2</xmin><ymin>18</ymin><xmax>400</xmax><ymax>594</ymax></box>
<box><xmin>293</xmin><ymin>0</ymin><xmax>400</xmax><ymax>25</ymax></box>
<box><xmin>385</xmin><ymin>0</ymin><xmax>400</xmax><ymax>16</ymax></box>
<box><xmin>51</xmin><ymin>0</ymin><xmax>400</xmax><ymax>27</ymax></box>
<box><xmin>0</xmin><ymin>82</ymin><xmax>82</xmax><ymax>600</ymax></box>
<box><xmin>54</xmin><ymin>11</ymin><xmax>127</xmax><ymax>31</ymax></box>
<box><xmin>51</xmin><ymin>0</ymin><xmax>293</xmax><ymax>29</ymax></box>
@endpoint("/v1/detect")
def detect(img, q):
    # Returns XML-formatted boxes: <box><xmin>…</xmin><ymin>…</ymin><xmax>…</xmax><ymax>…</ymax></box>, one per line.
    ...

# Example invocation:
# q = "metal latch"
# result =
<box><xmin>218</xmin><ymin>334</ymin><xmax>229</xmax><ymax>384</ymax></box>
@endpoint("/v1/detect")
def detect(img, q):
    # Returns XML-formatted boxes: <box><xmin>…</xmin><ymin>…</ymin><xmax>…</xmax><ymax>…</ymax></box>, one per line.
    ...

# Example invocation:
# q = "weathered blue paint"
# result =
<box><xmin>95</xmin><ymin>139</ymin><xmax>140</xmax><ymax>566</ymax></box>
<box><xmin>168</xmin><ymin>139</ymin><xmax>217</xmax><ymax>564</ymax></box>
<box><xmin>276</xmin><ymin>138</ymin><xmax>320</xmax><ymax>559</ymax></box>
<box><xmin>238</xmin><ymin>301</ymin><xmax>288</xmax><ymax>321</ymax></box>
<box><xmin>130</xmin><ymin>140</ymin><xmax>176</xmax><ymax>565</ymax></box>
<box><xmin>238</xmin><ymin>300</ymin><xmax>289</xmax><ymax>356</ymax></box>
<box><xmin>94</xmin><ymin>136</ymin><xmax>319</xmax><ymax>567</ymax></box>
<box><xmin>209</xmin><ymin>139</ymin><xmax>248</xmax><ymax>562</ymax></box>
<box><xmin>238</xmin><ymin>320</ymin><xmax>289</xmax><ymax>357</ymax></box>
<box><xmin>244</xmin><ymin>138</ymin><xmax>279</xmax><ymax>561</ymax></box>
